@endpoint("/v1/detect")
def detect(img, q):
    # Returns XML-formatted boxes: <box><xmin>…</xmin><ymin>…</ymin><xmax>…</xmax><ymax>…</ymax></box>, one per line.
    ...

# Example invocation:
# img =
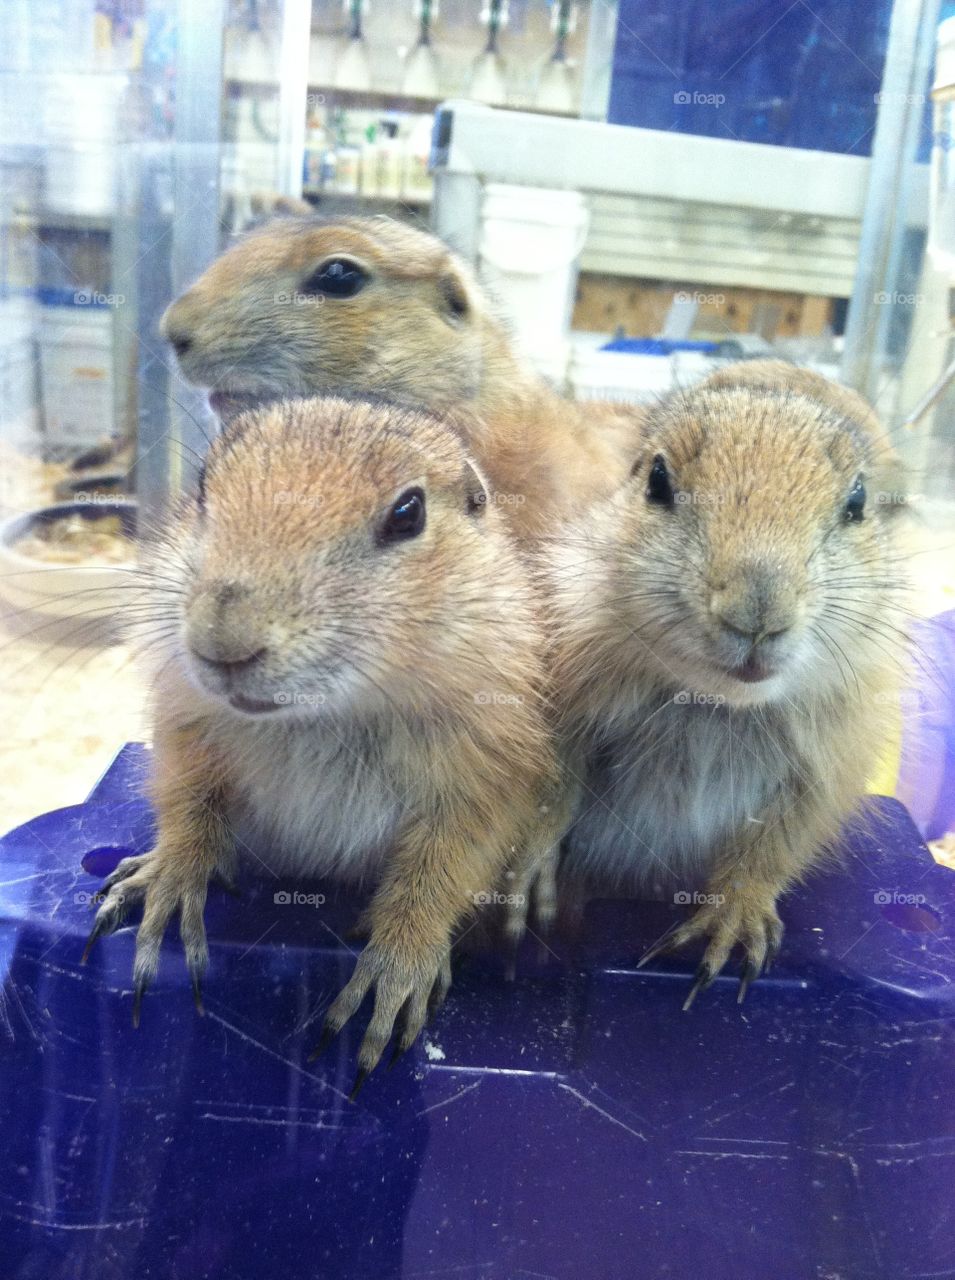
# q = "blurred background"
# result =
<box><xmin>0</xmin><ymin>0</ymin><xmax>953</xmax><ymax>843</ymax></box>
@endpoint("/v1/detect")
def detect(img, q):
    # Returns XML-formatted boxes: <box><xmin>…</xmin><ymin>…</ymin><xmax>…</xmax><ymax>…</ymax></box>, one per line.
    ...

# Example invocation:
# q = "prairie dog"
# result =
<box><xmin>160</xmin><ymin>215</ymin><xmax>641</xmax><ymax>538</ymax></box>
<box><xmin>83</xmin><ymin>397</ymin><xmax>557</xmax><ymax>1091</ymax></box>
<box><xmin>540</xmin><ymin>370</ymin><xmax>909</xmax><ymax>1003</ymax></box>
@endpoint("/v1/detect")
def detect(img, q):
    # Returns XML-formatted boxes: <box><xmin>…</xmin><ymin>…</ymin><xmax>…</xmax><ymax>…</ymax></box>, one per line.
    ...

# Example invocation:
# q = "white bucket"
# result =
<box><xmin>479</xmin><ymin>183</ymin><xmax>589</xmax><ymax>377</ymax></box>
<box><xmin>39</xmin><ymin>306</ymin><xmax>113</xmax><ymax>451</ymax></box>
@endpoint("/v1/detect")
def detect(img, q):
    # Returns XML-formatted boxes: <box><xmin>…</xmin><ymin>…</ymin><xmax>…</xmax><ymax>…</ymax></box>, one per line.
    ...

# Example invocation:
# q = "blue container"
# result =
<box><xmin>0</xmin><ymin>745</ymin><xmax>953</xmax><ymax>1278</ymax></box>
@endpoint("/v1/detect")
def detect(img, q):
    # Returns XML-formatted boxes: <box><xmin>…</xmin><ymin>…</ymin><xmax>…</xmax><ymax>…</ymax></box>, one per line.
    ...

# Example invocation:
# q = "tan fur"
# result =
<box><xmin>536</xmin><ymin>370</ymin><xmax>910</xmax><ymax>994</ymax></box>
<box><xmin>160</xmin><ymin>215</ymin><xmax>642</xmax><ymax>539</ymax></box>
<box><xmin>701</xmin><ymin>358</ymin><xmax>906</xmax><ymax>510</ymax></box>
<box><xmin>86</xmin><ymin>397</ymin><xmax>558</xmax><ymax>1079</ymax></box>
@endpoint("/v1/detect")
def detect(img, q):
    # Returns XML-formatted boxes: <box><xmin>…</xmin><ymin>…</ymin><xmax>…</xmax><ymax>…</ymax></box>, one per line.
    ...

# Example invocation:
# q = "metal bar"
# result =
<box><xmin>136</xmin><ymin>0</ymin><xmax>226</xmax><ymax>519</ymax></box>
<box><xmin>276</xmin><ymin>0</ymin><xmax>311</xmax><ymax>197</ymax></box>
<box><xmin>429</xmin><ymin>99</ymin><xmax>928</xmax><ymax>225</ymax></box>
<box><xmin>579</xmin><ymin>0</ymin><xmax>619</xmax><ymax>122</ymax></box>
<box><xmin>841</xmin><ymin>0</ymin><xmax>940</xmax><ymax>399</ymax></box>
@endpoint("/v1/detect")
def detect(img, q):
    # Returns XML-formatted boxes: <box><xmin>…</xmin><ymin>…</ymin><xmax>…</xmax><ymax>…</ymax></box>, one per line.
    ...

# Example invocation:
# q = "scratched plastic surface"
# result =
<box><xmin>0</xmin><ymin>744</ymin><xmax>953</xmax><ymax>1280</ymax></box>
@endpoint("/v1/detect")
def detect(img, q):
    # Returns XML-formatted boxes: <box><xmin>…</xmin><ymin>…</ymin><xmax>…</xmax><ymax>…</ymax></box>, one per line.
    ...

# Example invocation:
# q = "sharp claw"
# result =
<box><xmin>348</xmin><ymin>1067</ymin><xmax>370</xmax><ymax>1102</ymax></box>
<box><xmin>80</xmin><ymin>918</ymin><xmax>108</xmax><ymax>965</ymax></box>
<box><xmin>387</xmin><ymin>1040</ymin><xmax>410</xmax><ymax>1072</ymax></box>
<box><xmin>131</xmin><ymin>975</ymin><xmax>150</xmax><ymax>1028</ymax></box>
<box><xmin>191</xmin><ymin>973</ymin><xmax>205</xmax><ymax>1016</ymax></box>
<box><xmin>307</xmin><ymin>1024</ymin><xmax>338</xmax><ymax>1063</ymax></box>
<box><xmin>637</xmin><ymin>932</ymin><xmax>676</xmax><ymax>970</ymax></box>
<box><xmin>737</xmin><ymin>960</ymin><xmax>760</xmax><ymax>1005</ymax></box>
<box><xmin>682</xmin><ymin>963</ymin><xmax>715</xmax><ymax>1012</ymax></box>
<box><xmin>764</xmin><ymin>939</ymin><xmax>781</xmax><ymax>975</ymax></box>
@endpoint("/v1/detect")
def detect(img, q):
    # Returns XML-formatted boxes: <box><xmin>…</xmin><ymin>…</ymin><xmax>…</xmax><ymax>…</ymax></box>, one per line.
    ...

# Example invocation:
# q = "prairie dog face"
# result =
<box><xmin>143</xmin><ymin>398</ymin><xmax>498</xmax><ymax>720</ymax></box>
<box><xmin>571</xmin><ymin>386</ymin><xmax>905</xmax><ymax>709</ymax></box>
<box><xmin>160</xmin><ymin>217</ymin><xmax>485</xmax><ymax>417</ymax></box>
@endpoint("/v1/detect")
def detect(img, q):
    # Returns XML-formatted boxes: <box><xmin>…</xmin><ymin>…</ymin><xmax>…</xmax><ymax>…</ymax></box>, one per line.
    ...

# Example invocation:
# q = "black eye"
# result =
<box><xmin>300</xmin><ymin>258</ymin><xmax>369</xmax><ymax>299</ymax></box>
<box><xmin>379</xmin><ymin>486</ymin><xmax>426</xmax><ymax>545</ymax></box>
<box><xmin>646</xmin><ymin>455</ymin><xmax>674</xmax><ymax>508</ymax></box>
<box><xmin>844</xmin><ymin>477</ymin><xmax>866</xmax><ymax>523</ymax></box>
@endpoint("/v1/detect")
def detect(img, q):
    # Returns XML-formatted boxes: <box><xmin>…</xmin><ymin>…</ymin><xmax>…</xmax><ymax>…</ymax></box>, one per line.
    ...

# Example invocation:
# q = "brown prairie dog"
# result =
<box><xmin>539</xmin><ymin>368</ymin><xmax>909</xmax><ymax>1003</ymax></box>
<box><xmin>84</xmin><ymin>396</ymin><xmax>558</xmax><ymax>1091</ymax></box>
<box><xmin>160</xmin><ymin>215</ymin><xmax>642</xmax><ymax>539</ymax></box>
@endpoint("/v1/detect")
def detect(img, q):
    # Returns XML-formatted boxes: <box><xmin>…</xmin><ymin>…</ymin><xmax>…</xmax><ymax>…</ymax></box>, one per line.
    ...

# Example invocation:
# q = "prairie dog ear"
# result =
<box><xmin>462</xmin><ymin>456</ymin><xmax>489</xmax><ymax>515</ymax></box>
<box><xmin>437</xmin><ymin>269</ymin><xmax>471</xmax><ymax>323</ymax></box>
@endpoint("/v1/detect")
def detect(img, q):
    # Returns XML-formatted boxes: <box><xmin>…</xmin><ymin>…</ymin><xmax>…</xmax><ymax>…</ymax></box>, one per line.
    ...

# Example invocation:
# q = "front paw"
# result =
<box><xmin>81</xmin><ymin>851</ymin><xmax>211</xmax><ymax>1024</ymax></box>
<box><xmin>309</xmin><ymin>940</ymin><xmax>451</xmax><ymax>1099</ymax></box>
<box><xmin>638</xmin><ymin>882</ymin><xmax>783</xmax><ymax>1009</ymax></box>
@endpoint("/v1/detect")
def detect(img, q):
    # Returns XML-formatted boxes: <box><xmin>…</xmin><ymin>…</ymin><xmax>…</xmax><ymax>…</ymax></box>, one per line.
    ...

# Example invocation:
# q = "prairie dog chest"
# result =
<box><xmin>224</xmin><ymin>719</ymin><xmax>407</xmax><ymax>880</ymax></box>
<box><xmin>566</xmin><ymin>695</ymin><xmax>789</xmax><ymax>889</ymax></box>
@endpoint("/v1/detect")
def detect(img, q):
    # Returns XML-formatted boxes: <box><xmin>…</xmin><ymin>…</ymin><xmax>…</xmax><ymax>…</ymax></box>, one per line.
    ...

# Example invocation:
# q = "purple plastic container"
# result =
<box><xmin>897</xmin><ymin>608</ymin><xmax>955</xmax><ymax>840</ymax></box>
<box><xmin>0</xmin><ymin>744</ymin><xmax>953</xmax><ymax>1279</ymax></box>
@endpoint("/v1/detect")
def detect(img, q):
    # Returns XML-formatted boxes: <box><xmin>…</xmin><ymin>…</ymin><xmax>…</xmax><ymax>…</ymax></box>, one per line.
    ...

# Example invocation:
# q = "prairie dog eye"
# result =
<box><xmin>844</xmin><ymin>477</ymin><xmax>866</xmax><ymax>523</ymax></box>
<box><xmin>300</xmin><ymin>257</ymin><xmax>369</xmax><ymax>299</ymax></box>
<box><xmin>645</xmin><ymin>455</ymin><xmax>674</xmax><ymax>508</ymax></box>
<box><xmin>379</xmin><ymin>487</ymin><xmax>426</xmax><ymax>544</ymax></box>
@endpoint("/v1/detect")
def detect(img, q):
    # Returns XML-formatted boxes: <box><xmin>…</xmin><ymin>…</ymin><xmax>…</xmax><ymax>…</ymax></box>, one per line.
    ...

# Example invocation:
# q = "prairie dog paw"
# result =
<box><xmin>81</xmin><ymin>851</ymin><xmax>212</xmax><ymax>1024</ymax></box>
<box><xmin>309</xmin><ymin>941</ymin><xmax>450</xmax><ymax>1098</ymax></box>
<box><xmin>638</xmin><ymin>882</ymin><xmax>783</xmax><ymax>1009</ymax></box>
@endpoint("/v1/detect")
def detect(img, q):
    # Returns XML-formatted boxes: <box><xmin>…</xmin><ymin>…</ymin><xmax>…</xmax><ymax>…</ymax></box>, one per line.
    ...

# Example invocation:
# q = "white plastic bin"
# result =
<box><xmin>479</xmin><ymin>183</ymin><xmax>589</xmax><ymax>380</ymax></box>
<box><xmin>39</xmin><ymin>306</ymin><xmax>113</xmax><ymax>451</ymax></box>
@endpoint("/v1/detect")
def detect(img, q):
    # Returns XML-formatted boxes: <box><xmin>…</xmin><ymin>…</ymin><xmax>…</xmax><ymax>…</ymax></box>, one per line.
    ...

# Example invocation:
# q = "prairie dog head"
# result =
<box><xmin>557</xmin><ymin>382</ymin><xmax>907</xmax><ymax>710</ymax></box>
<box><xmin>160</xmin><ymin>217</ymin><xmax>493</xmax><ymax>419</ymax></box>
<box><xmin>140</xmin><ymin>397</ymin><xmax>510</xmax><ymax>721</ymax></box>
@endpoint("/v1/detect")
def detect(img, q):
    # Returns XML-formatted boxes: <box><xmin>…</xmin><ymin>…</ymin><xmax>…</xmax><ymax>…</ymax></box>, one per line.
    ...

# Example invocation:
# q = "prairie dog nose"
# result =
<box><xmin>710</xmin><ymin>560</ymin><xmax>800</xmax><ymax>644</ymax></box>
<box><xmin>160</xmin><ymin>297</ymin><xmax>197</xmax><ymax>356</ymax></box>
<box><xmin>186</xmin><ymin>582</ymin><xmax>268</xmax><ymax>668</ymax></box>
